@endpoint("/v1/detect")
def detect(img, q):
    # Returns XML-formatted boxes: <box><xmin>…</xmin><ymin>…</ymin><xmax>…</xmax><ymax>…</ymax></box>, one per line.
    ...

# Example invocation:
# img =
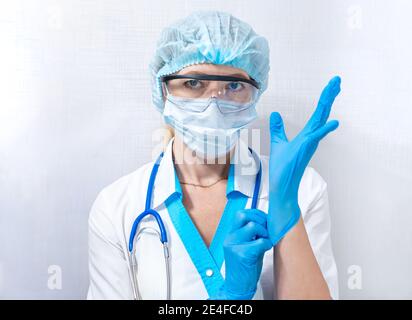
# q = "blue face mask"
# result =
<box><xmin>163</xmin><ymin>95</ymin><xmax>257</xmax><ymax>159</ymax></box>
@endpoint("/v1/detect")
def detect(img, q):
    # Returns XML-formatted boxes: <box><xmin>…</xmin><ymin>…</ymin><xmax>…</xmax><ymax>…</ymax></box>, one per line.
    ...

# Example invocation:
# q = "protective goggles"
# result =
<box><xmin>161</xmin><ymin>74</ymin><xmax>260</xmax><ymax>113</ymax></box>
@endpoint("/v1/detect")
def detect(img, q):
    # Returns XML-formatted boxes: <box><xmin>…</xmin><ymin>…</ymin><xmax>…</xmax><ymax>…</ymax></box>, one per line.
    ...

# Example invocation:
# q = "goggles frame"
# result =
<box><xmin>160</xmin><ymin>74</ymin><xmax>260</xmax><ymax>90</ymax></box>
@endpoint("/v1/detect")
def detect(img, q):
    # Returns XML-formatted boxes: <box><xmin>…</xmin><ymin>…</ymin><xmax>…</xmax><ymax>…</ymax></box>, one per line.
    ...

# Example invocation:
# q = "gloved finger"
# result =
<box><xmin>232</xmin><ymin>237</ymin><xmax>273</xmax><ymax>259</ymax></box>
<box><xmin>231</xmin><ymin>209</ymin><xmax>267</xmax><ymax>232</ymax></box>
<box><xmin>303</xmin><ymin>76</ymin><xmax>341</xmax><ymax>134</ymax></box>
<box><xmin>308</xmin><ymin>120</ymin><xmax>339</xmax><ymax>142</ymax></box>
<box><xmin>248</xmin><ymin>237</ymin><xmax>273</xmax><ymax>253</ymax></box>
<box><xmin>270</xmin><ymin>112</ymin><xmax>288</xmax><ymax>143</ymax></box>
<box><xmin>229</xmin><ymin>221</ymin><xmax>269</xmax><ymax>244</ymax></box>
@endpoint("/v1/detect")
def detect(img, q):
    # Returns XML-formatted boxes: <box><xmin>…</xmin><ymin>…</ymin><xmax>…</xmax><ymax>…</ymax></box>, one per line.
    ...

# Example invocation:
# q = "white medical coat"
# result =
<box><xmin>87</xmin><ymin>138</ymin><xmax>339</xmax><ymax>299</ymax></box>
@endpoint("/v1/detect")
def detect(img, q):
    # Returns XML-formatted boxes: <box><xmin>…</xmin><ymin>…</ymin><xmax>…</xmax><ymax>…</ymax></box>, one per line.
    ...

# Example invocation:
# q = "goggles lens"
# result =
<box><xmin>162</xmin><ymin>75</ymin><xmax>259</xmax><ymax>108</ymax></box>
<box><xmin>166</xmin><ymin>95</ymin><xmax>255</xmax><ymax>114</ymax></box>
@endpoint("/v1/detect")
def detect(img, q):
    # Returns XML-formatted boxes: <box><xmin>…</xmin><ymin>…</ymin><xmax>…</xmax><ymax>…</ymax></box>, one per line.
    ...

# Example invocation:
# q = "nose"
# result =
<box><xmin>206</xmin><ymin>81</ymin><xmax>224</xmax><ymax>98</ymax></box>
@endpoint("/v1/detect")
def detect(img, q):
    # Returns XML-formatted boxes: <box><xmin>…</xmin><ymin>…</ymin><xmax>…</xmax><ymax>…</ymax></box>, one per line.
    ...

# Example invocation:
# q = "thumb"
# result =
<box><xmin>270</xmin><ymin>112</ymin><xmax>288</xmax><ymax>143</ymax></box>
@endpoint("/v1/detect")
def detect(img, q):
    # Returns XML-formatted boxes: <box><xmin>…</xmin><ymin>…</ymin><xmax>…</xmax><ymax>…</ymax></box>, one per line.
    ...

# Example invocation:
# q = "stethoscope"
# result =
<box><xmin>128</xmin><ymin>147</ymin><xmax>262</xmax><ymax>300</ymax></box>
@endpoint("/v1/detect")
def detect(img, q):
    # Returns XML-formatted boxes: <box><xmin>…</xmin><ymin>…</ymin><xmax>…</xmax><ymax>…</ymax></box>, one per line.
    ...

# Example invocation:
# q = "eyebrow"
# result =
<box><xmin>178</xmin><ymin>71</ymin><xmax>250</xmax><ymax>80</ymax></box>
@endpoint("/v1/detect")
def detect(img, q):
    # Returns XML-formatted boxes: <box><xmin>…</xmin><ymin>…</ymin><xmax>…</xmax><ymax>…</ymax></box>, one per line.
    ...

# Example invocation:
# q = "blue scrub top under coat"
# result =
<box><xmin>165</xmin><ymin>163</ymin><xmax>249</xmax><ymax>298</ymax></box>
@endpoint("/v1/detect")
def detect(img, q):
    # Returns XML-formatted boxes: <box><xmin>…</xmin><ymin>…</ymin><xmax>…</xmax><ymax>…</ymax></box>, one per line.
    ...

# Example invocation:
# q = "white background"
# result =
<box><xmin>1</xmin><ymin>0</ymin><xmax>411</xmax><ymax>299</ymax></box>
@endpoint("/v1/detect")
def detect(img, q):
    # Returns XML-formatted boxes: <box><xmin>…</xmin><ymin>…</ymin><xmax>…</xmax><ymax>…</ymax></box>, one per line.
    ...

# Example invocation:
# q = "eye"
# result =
<box><xmin>227</xmin><ymin>82</ymin><xmax>244</xmax><ymax>91</ymax></box>
<box><xmin>184</xmin><ymin>79</ymin><xmax>203</xmax><ymax>89</ymax></box>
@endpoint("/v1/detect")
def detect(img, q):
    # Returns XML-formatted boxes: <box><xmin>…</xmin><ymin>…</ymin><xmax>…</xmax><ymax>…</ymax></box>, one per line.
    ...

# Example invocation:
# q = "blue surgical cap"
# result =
<box><xmin>150</xmin><ymin>11</ymin><xmax>270</xmax><ymax>112</ymax></box>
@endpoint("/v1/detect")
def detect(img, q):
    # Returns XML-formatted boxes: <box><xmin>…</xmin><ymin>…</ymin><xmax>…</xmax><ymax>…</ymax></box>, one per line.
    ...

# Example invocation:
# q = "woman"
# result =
<box><xmin>87</xmin><ymin>11</ymin><xmax>340</xmax><ymax>300</ymax></box>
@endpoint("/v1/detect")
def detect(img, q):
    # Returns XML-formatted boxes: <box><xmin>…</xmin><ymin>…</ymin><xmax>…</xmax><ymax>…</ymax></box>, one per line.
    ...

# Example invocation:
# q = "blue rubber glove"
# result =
<box><xmin>268</xmin><ymin>76</ymin><xmax>341</xmax><ymax>245</ymax></box>
<box><xmin>210</xmin><ymin>209</ymin><xmax>273</xmax><ymax>300</ymax></box>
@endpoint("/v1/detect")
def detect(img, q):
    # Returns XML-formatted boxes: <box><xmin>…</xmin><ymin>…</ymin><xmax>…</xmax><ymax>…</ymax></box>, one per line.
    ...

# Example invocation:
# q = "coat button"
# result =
<box><xmin>205</xmin><ymin>269</ymin><xmax>214</xmax><ymax>277</ymax></box>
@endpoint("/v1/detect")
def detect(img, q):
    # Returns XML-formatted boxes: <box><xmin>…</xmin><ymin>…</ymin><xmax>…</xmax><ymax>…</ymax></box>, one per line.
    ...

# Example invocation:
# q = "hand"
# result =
<box><xmin>211</xmin><ymin>209</ymin><xmax>273</xmax><ymax>300</ymax></box>
<box><xmin>268</xmin><ymin>76</ymin><xmax>341</xmax><ymax>245</ymax></box>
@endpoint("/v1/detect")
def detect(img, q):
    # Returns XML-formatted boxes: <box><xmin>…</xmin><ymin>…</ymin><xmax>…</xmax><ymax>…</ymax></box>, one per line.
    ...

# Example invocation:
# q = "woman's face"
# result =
<box><xmin>163</xmin><ymin>64</ymin><xmax>254</xmax><ymax>159</ymax></box>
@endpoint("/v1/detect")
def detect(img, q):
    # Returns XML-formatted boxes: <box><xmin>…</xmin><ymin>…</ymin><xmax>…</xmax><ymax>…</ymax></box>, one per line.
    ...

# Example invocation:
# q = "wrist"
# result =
<box><xmin>267</xmin><ymin>202</ymin><xmax>301</xmax><ymax>246</ymax></box>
